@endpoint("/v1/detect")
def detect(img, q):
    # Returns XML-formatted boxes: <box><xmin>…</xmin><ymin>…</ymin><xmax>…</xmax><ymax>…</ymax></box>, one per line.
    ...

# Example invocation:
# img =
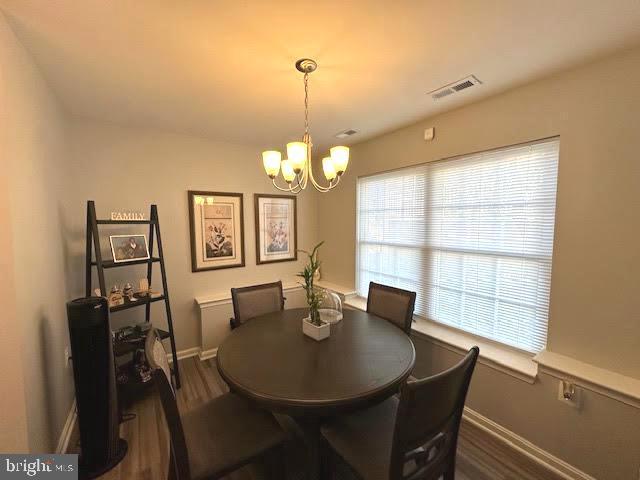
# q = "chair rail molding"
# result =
<box><xmin>195</xmin><ymin>281</ymin><xmax>302</xmax><ymax>309</ymax></box>
<box><xmin>533</xmin><ymin>350</ymin><xmax>640</xmax><ymax>409</ymax></box>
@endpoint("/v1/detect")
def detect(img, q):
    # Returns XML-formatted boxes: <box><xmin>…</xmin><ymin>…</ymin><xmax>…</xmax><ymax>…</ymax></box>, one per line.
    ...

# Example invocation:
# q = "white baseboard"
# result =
<box><xmin>462</xmin><ymin>407</ymin><xmax>595</xmax><ymax>480</ymax></box>
<box><xmin>198</xmin><ymin>348</ymin><xmax>218</xmax><ymax>361</ymax></box>
<box><xmin>167</xmin><ymin>346</ymin><xmax>200</xmax><ymax>363</ymax></box>
<box><xmin>56</xmin><ymin>400</ymin><xmax>77</xmax><ymax>454</ymax></box>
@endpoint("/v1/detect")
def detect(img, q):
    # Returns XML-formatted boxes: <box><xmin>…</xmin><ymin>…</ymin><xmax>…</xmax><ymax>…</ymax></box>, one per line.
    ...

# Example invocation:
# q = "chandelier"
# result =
<box><xmin>262</xmin><ymin>59</ymin><xmax>349</xmax><ymax>194</ymax></box>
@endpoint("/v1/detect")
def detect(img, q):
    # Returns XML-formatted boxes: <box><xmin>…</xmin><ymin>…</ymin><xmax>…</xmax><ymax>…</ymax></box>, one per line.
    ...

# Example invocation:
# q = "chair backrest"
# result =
<box><xmin>366</xmin><ymin>282</ymin><xmax>416</xmax><ymax>335</ymax></box>
<box><xmin>389</xmin><ymin>347</ymin><xmax>479</xmax><ymax>480</ymax></box>
<box><xmin>230</xmin><ymin>281</ymin><xmax>285</xmax><ymax>328</ymax></box>
<box><xmin>145</xmin><ymin>329</ymin><xmax>191</xmax><ymax>480</ymax></box>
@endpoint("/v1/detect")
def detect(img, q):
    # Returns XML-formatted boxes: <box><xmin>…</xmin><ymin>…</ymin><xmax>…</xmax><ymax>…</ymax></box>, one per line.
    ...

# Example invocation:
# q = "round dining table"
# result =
<box><xmin>216</xmin><ymin>307</ymin><xmax>416</xmax><ymax>479</ymax></box>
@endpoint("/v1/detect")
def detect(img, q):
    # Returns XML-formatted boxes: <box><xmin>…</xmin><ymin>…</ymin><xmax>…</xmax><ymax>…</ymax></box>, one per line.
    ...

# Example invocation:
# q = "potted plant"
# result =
<box><xmin>298</xmin><ymin>241</ymin><xmax>330</xmax><ymax>341</ymax></box>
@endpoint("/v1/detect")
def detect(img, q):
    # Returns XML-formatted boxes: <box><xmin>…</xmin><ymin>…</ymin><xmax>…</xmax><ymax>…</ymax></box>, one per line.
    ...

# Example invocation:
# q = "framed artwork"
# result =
<box><xmin>188</xmin><ymin>191</ymin><xmax>245</xmax><ymax>272</ymax></box>
<box><xmin>254</xmin><ymin>194</ymin><xmax>297</xmax><ymax>265</ymax></box>
<box><xmin>110</xmin><ymin>234</ymin><xmax>150</xmax><ymax>263</ymax></box>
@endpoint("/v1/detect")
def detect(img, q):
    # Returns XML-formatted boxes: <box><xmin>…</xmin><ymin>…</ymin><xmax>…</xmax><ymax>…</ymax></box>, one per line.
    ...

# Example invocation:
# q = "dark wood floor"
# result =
<box><xmin>78</xmin><ymin>356</ymin><xmax>470</xmax><ymax>480</ymax></box>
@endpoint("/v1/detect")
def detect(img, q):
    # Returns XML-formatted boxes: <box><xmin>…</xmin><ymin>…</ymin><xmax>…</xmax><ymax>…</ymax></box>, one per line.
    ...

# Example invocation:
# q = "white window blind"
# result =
<box><xmin>357</xmin><ymin>138</ymin><xmax>559</xmax><ymax>353</ymax></box>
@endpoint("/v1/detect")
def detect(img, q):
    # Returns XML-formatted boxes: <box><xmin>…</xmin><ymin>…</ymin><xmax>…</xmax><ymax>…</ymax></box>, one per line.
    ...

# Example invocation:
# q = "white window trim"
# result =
<box><xmin>344</xmin><ymin>295</ymin><xmax>538</xmax><ymax>383</ymax></box>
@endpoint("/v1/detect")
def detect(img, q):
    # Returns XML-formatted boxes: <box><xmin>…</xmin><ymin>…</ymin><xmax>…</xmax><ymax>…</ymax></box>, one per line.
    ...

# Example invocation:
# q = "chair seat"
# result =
<box><xmin>181</xmin><ymin>392</ymin><xmax>285</xmax><ymax>480</ymax></box>
<box><xmin>321</xmin><ymin>396</ymin><xmax>399</xmax><ymax>480</ymax></box>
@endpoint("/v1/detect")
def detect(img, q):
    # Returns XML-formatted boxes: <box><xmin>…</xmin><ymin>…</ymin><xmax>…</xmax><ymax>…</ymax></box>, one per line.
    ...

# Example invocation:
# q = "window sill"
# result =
<box><xmin>344</xmin><ymin>296</ymin><xmax>538</xmax><ymax>384</ymax></box>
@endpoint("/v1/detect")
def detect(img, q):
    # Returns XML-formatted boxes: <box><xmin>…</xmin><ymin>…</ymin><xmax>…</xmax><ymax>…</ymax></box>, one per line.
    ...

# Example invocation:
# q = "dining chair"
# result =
<box><xmin>145</xmin><ymin>329</ymin><xmax>286</xmax><ymax>480</ymax></box>
<box><xmin>367</xmin><ymin>282</ymin><xmax>417</xmax><ymax>335</ymax></box>
<box><xmin>230</xmin><ymin>280</ymin><xmax>285</xmax><ymax>329</ymax></box>
<box><xmin>320</xmin><ymin>346</ymin><xmax>479</xmax><ymax>480</ymax></box>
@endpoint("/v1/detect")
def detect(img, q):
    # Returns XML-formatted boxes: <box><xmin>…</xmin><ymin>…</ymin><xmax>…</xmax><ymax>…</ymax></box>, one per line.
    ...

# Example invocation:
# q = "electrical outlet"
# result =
<box><xmin>64</xmin><ymin>347</ymin><xmax>70</xmax><ymax>367</ymax></box>
<box><xmin>424</xmin><ymin>127</ymin><xmax>435</xmax><ymax>141</ymax></box>
<box><xmin>557</xmin><ymin>380</ymin><xmax>581</xmax><ymax>409</ymax></box>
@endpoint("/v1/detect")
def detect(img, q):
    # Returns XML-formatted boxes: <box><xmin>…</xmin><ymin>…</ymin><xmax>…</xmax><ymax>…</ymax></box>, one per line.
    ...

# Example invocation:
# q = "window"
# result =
<box><xmin>357</xmin><ymin>138</ymin><xmax>559</xmax><ymax>353</ymax></box>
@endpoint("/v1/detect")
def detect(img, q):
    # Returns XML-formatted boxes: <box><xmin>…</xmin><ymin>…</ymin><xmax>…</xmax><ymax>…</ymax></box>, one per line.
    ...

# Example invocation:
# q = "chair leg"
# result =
<box><xmin>168</xmin><ymin>452</ymin><xmax>177</xmax><ymax>480</ymax></box>
<box><xmin>267</xmin><ymin>444</ymin><xmax>286</xmax><ymax>480</ymax></box>
<box><xmin>319</xmin><ymin>438</ymin><xmax>332</xmax><ymax>480</ymax></box>
<box><xmin>443</xmin><ymin>453</ymin><xmax>456</xmax><ymax>480</ymax></box>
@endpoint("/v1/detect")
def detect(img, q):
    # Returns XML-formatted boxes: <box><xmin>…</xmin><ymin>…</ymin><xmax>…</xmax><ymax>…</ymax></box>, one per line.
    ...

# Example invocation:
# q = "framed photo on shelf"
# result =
<box><xmin>109</xmin><ymin>234</ymin><xmax>150</xmax><ymax>263</ymax></box>
<box><xmin>254</xmin><ymin>194</ymin><xmax>297</xmax><ymax>265</ymax></box>
<box><xmin>188</xmin><ymin>190</ymin><xmax>245</xmax><ymax>272</ymax></box>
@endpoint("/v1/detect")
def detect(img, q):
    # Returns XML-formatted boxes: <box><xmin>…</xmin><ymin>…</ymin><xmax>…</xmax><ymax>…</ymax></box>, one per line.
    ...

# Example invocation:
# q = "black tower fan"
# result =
<box><xmin>67</xmin><ymin>297</ymin><xmax>127</xmax><ymax>479</ymax></box>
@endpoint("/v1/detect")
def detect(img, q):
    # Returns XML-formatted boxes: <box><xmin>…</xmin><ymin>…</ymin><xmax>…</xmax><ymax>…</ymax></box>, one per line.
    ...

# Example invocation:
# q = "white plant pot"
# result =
<box><xmin>302</xmin><ymin>316</ymin><xmax>330</xmax><ymax>341</ymax></box>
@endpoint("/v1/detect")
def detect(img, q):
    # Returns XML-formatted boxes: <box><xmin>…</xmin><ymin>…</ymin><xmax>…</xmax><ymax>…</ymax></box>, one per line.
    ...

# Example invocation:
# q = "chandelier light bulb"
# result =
<box><xmin>287</xmin><ymin>142</ymin><xmax>307</xmax><ymax>173</ymax></box>
<box><xmin>322</xmin><ymin>157</ymin><xmax>337</xmax><ymax>181</ymax></box>
<box><xmin>281</xmin><ymin>159</ymin><xmax>296</xmax><ymax>183</ymax></box>
<box><xmin>330</xmin><ymin>146</ymin><xmax>349</xmax><ymax>175</ymax></box>
<box><xmin>262</xmin><ymin>150</ymin><xmax>282</xmax><ymax>178</ymax></box>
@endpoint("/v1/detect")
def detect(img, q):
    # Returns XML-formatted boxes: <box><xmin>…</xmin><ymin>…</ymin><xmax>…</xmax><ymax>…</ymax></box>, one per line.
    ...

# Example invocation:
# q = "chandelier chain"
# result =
<box><xmin>304</xmin><ymin>72</ymin><xmax>310</xmax><ymax>137</ymax></box>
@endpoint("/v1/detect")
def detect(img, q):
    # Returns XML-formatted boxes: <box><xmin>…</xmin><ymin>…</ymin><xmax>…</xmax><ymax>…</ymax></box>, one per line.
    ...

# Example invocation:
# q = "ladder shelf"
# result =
<box><xmin>84</xmin><ymin>200</ymin><xmax>181</xmax><ymax>388</ymax></box>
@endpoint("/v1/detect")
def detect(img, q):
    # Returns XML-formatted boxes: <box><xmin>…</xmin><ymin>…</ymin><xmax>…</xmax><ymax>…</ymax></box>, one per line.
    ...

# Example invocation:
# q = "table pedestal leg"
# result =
<box><xmin>293</xmin><ymin>416</ymin><xmax>326</xmax><ymax>480</ymax></box>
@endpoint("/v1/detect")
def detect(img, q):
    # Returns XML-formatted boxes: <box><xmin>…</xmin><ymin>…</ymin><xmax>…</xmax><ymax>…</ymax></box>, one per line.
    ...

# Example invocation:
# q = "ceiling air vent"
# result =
<box><xmin>335</xmin><ymin>129</ymin><xmax>358</xmax><ymax>139</ymax></box>
<box><xmin>429</xmin><ymin>75</ymin><xmax>482</xmax><ymax>100</ymax></box>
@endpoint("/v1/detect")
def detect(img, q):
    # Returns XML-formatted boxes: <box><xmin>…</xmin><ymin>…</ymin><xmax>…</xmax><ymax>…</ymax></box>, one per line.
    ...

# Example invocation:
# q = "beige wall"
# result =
<box><xmin>64</xmin><ymin>120</ymin><xmax>320</xmax><ymax>351</ymax></box>
<box><xmin>1</xmin><ymin>11</ymin><xmax>74</xmax><ymax>452</ymax></box>
<box><xmin>0</xmin><ymin>178</ymin><xmax>29</xmax><ymax>452</ymax></box>
<box><xmin>0</xmin><ymin>24</ymin><xmax>29</xmax><ymax>448</ymax></box>
<box><xmin>318</xmin><ymin>46</ymin><xmax>640</xmax><ymax>478</ymax></box>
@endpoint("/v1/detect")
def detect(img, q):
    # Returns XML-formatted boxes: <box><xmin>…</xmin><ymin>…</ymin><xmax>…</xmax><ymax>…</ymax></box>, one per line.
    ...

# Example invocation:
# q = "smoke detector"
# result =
<box><xmin>335</xmin><ymin>129</ymin><xmax>358</xmax><ymax>139</ymax></box>
<box><xmin>428</xmin><ymin>75</ymin><xmax>482</xmax><ymax>100</ymax></box>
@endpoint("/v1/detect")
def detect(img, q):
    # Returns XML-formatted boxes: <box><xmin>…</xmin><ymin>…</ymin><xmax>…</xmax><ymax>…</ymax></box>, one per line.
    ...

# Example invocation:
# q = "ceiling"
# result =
<box><xmin>3</xmin><ymin>0</ymin><xmax>640</xmax><ymax>153</ymax></box>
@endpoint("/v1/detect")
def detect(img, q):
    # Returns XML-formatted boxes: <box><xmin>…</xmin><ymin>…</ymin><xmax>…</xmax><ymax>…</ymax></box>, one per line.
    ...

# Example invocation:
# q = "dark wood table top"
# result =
<box><xmin>216</xmin><ymin>308</ymin><xmax>416</xmax><ymax>416</ymax></box>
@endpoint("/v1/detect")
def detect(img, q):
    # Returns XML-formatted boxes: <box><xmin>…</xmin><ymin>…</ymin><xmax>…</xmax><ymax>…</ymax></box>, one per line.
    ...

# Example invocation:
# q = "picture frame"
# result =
<box><xmin>188</xmin><ymin>190</ymin><xmax>245</xmax><ymax>272</ymax></box>
<box><xmin>109</xmin><ymin>234</ymin><xmax>151</xmax><ymax>263</ymax></box>
<box><xmin>254</xmin><ymin>194</ymin><xmax>297</xmax><ymax>265</ymax></box>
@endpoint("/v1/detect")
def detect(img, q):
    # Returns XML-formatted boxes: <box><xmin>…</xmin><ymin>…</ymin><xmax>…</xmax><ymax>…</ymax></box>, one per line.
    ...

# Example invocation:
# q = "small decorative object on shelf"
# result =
<box><xmin>123</xmin><ymin>283</ymin><xmax>136</xmax><ymax>301</ymax></box>
<box><xmin>136</xmin><ymin>278</ymin><xmax>161</xmax><ymax>298</ymax></box>
<box><xmin>110</xmin><ymin>210</ymin><xmax>145</xmax><ymax>221</ymax></box>
<box><xmin>319</xmin><ymin>289</ymin><xmax>343</xmax><ymax>324</ymax></box>
<box><xmin>108</xmin><ymin>285</ymin><xmax>124</xmax><ymax>308</ymax></box>
<box><xmin>135</xmin><ymin>322</ymin><xmax>152</xmax><ymax>334</ymax></box>
<box><xmin>298</xmin><ymin>241</ymin><xmax>330</xmax><ymax>341</ymax></box>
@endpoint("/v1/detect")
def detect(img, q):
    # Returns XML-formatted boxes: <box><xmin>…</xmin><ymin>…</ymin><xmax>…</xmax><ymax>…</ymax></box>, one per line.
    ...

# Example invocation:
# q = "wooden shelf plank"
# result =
<box><xmin>92</xmin><ymin>257</ymin><xmax>161</xmax><ymax>269</ymax></box>
<box><xmin>96</xmin><ymin>219</ymin><xmax>153</xmax><ymax>225</ymax></box>
<box><xmin>110</xmin><ymin>295</ymin><xmax>166</xmax><ymax>313</ymax></box>
<box><xmin>113</xmin><ymin>328</ymin><xmax>170</xmax><ymax>357</ymax></box>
